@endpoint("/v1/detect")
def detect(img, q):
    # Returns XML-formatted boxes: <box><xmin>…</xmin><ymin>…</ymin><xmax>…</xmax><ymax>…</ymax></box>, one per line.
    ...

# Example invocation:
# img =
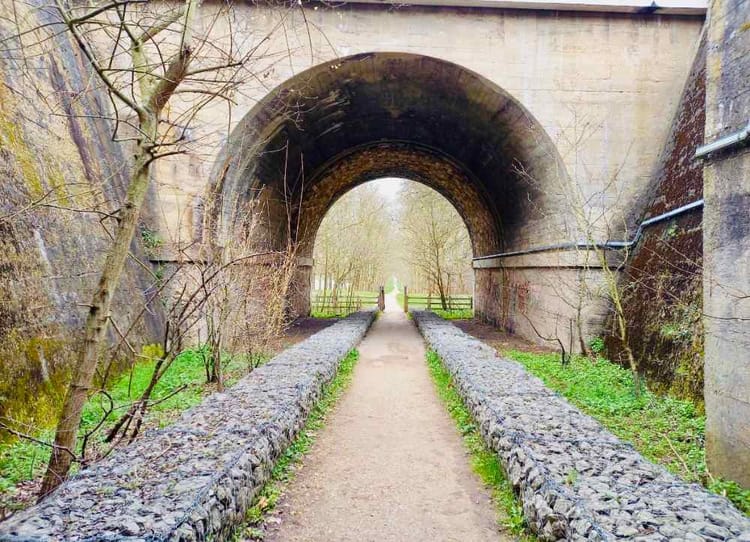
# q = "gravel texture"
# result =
<box><xmin>412</xmin><ymin>311</ymin><xmax>750</xmax><ymax>542</ymax></box>
<box><xmin>265</xmin><ymin>308</ymin><xmax>502</xmax><ymax>542</ymax></box>
<box><xmin>0</xmin><ymin>311</ymin><xmax>375</xmax><ymax>542</ymax></box>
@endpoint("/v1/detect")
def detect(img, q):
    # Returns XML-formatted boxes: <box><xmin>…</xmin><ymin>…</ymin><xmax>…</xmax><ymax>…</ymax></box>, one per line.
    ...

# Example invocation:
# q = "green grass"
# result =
<box><xmin>311</xmin><ymin>290</ymin><xmax>379</xmax><ymax>302</ymax></box>
<box><xmin>236</xmin><ymin>350</ymin><xmax>359</xmax><ymax>539</ymax></box>
<box><xmin>426</xmin><ymin>351</ymin><xmax>535</xmax><ymax>539</ymax></box>
<box><xmin>310</xmin><ymin>290</ymin><xmax>380</xmax><ymax>318</ymax></box>
<box><xmin>504</xmin><ymin>350</ymin><xmax>750</xmax><ymax>515</ymax></box>
<box><xmin>433</xmin><ymin>308</ymin><xmax>474</xmax><ymax>320</ymax></box>
<box><xmin>0</xmin><ymin>348</ymin><xmax>267</xmax><ymax>504</ymax></box>
<box><xmin>400</xmin><ymin>293</ymin><xmax>472</xmax><ymax>312</ymax></box>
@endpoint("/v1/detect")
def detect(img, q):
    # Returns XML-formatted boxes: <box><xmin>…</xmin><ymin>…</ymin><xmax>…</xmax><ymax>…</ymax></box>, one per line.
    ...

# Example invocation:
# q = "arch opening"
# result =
<box><xmin>206</xmin><ymin>51</ymin><xmax>585</xmax><ymax>343</ymax></box>
<box><xmin>310</xmin><ymin>177</ymin><xmax>474</xmax><ymax>315</ymax></box>
<box><xmin>207</xmin><ymin>52</ymin><xmax>568</xmax><ymax>255</ymax></box>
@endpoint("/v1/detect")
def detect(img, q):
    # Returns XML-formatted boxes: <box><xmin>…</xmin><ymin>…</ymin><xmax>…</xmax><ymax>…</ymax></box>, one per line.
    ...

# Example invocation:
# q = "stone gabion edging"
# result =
<box><xmin>413</xmin><ymin>311</ymin><xmax>750</xmax><ymax>542</ymax></box>
<box><xmin>0</xmin><ymin>311</ymin><xmax>375</xmax><ymax>542</ymax></box>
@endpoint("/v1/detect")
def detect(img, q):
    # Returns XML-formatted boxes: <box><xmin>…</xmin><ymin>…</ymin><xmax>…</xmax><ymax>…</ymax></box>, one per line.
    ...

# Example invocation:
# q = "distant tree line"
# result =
<box><xmin>312</xmin><ymin>180</ymin><xmax>473</xmax><ymax>303</ymax></box>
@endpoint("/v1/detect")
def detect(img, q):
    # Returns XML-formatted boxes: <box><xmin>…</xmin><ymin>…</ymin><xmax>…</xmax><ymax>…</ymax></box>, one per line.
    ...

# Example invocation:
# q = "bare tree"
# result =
<box><xmin>0</xmin><ymin>0</ymin><xmax>285</xmax><ymax>497</ymax></box>
<box><xmin>312</xmin><ymin>183</ymin><xmax>393</xmax><ymax>312</ymax></box>
<box><xmin>399</xmin><ymin>183</ymin><xmax>472</xmax><ymax>309</ymax></box>
<box><xmin>513</xmin><ymin>110</ymin><xmax>645</xmax><ymax>393</ymax></box>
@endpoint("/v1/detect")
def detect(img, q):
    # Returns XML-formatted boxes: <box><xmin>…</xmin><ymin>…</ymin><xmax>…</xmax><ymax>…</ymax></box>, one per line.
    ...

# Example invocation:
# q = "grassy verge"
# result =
<box><xmin>432</xmin><ymin>308</ymin><xmax>474</xmax><ymax>320</ymax></box>
<box><xmin>505</xmin><ymin>350</ymin><xmax>750</xmax><ymax>515</ymax></box>
<box><xmin>397</xmin><ymin>293</ymin><xmax>472</xmax><ymax>318</ymax></box>
<box><xmin>236</xmin><ymin>349</ymin><xmax>360</xmax><ymax>540</ymax></box>
<box><xmin>426</xmin><ymin>351</ymin><xmax>535</xmax><ymax>540</ymax></box>
<box><xmin>0</xmin><ymin>348</ymin><xmax>267</xmax><ymax>509</ymax></box>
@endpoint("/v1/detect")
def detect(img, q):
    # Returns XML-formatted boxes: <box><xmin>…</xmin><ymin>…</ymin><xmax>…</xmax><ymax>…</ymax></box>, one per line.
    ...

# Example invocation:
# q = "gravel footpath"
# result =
<box><xmin>265</xmin><ymin>308</ymin><xmax>502</xmax><ymax>542</ymax></box>
<box><xmin>0</xmin><ymin>311</ymin><xmax>375</xmax><ymax>542</ymax></box>
<box><xmin>413</xmin><ymin>311</ymin><xmax>750</xmax><ymax>542</ymax></box>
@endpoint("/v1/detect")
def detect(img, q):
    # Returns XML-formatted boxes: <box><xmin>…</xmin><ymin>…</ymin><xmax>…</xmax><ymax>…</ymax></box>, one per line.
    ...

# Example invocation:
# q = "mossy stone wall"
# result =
<box><xmin>0</xmin><ymin>5</ymin><xmax>163</xmax><ymax>437</ymax></box>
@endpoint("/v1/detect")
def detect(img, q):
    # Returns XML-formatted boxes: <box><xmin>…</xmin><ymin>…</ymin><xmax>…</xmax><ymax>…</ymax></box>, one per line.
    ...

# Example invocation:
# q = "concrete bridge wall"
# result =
<box><xmin>151</xmin><ymin>3</ymin><xmax>704</xmax><ymax>352</ymax></box>
<box><xmin>159</xmin><ymin>4</ymin><xmax>704</xmax><ymax>245</ymax></box>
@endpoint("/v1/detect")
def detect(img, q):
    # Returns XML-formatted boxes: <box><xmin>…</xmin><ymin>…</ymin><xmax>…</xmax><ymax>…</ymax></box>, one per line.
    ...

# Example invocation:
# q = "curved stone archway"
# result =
<box><xmin>300</xmin><ymin>143</ymin><xmax>498</xmax><ymax>257</ymax></box>
<box><xmin>206</xmin><ymin>51</ymin><xmax>577</xmax><ymax>332</ymax></box>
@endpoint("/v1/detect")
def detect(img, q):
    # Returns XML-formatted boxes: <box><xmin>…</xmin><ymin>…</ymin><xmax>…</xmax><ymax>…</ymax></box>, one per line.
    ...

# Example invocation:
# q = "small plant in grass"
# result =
<box><xmin>236</xmin><ymin>350</ymin><xmax>360</xmax><ymax>539</ymax></box>
<box><xmin>588</xmin><ymin>337</ymin><xmax>605</xmax><ymax>354</ymax></box>
<box><xmin>708</xmin><ymin>479</ymin><xmax>750</xmax><ymax>514</ymax></box>
<box><xmin>426</xmin><ymin>351</ymin><xmax>535</xmax><ymax>539</ymax></box>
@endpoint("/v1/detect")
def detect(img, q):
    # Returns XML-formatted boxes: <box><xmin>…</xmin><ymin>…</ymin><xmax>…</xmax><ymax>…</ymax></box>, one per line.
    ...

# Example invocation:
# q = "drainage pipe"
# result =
<box><xmin>472</xmin><ymin>198</ymin><xmax>704</xmax><ymax>262</ymax></box>
<box><xmin>695</xmin><ymin>120</ymin><xmax>750</xmax><ymax>159</ymax></box>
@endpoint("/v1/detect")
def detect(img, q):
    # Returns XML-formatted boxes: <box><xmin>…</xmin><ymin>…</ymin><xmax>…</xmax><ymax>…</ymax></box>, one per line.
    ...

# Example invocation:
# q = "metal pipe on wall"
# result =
<box><xmin>472</xmin><ymin>198</ymin><xmax>704</xmax><ymax>262</ymax></box>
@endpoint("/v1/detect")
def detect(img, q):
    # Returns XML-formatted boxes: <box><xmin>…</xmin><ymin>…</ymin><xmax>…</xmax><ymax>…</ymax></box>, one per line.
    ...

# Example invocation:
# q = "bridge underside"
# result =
<box><xmin>208</xmin><ymin>52</ymin><xmax>607</xmax><ymax>346</ymax></box>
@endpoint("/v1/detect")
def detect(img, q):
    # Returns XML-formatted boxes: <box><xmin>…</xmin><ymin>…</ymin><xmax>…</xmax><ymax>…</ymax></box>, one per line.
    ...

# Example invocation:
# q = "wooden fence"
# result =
<box><xmin>402</xmin><ymin>286</ymin><xmax>473</xmax><ymax>312</ymax></box>
<box><xmin>311</xmin><ymin>287</ymin><xmax>385</xmax><ymax>315</ymax></box>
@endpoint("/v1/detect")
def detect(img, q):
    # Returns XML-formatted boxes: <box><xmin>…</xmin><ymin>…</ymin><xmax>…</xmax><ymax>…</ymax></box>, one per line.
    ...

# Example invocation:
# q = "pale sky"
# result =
<box><xmin>371</xmin><ymin>177</ymin><xmax>406</xmax><ymax>201</ymax></box>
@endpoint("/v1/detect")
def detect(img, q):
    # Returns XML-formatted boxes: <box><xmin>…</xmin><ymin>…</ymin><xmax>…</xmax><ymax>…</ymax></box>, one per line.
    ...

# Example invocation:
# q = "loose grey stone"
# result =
<box><xmin>0</xmin><ymin>311</ymin><xmax>375</xmax><ymax>542</ymax></box>
<box><xmin>411</xmin><ymin>311</ymin><xmax>750</xmax><ymax>542</ymax></box>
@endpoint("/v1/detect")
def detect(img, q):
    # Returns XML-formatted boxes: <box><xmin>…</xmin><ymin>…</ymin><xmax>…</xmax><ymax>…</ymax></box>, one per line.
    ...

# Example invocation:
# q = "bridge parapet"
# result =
<box><xmin>0</xmin><ymin>312</ymin><xmax>375</xmax><ymax>542</ymax></box>
<box><xmin>345</xmin><ymin>0</ymin><xmax>706</xmax><ymax>13</ymax></box>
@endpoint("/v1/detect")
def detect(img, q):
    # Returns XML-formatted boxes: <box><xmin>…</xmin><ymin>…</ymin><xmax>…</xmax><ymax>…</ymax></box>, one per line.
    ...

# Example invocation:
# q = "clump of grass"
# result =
<box><xmin>505</xmin><ymin>350</ymin><xmax>750</xmax><ymax>515</ymax></box>
<box><xmin>426</xmin><ymin>351</ymin><xmax>535</xmax><ymax>540</ymax></box>
<box><xmin>433</xmin><ymin>308</ymin><xmax>474</xmax><ymax>320</ymax></box>
<box><xmin>237</xmin><ymin>349</ymin><xmax>360</xmax><ymax>539</ymax></box>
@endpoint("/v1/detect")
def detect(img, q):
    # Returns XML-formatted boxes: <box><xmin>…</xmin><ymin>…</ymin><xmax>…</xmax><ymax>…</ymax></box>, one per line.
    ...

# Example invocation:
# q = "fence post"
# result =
<box><xmin>403</xmin><ymin>286</ymin><xmax>408</xmax><ymax>313</ymax></box>
<box><xmin>427</xmin><ymin>292</ymin><xmax>431</xmax><ymax>310</ymax></box>
<box><xmin>378</xmin><ymin>286</ymin><xmax>385</xmax><ymax>311</ymax></box>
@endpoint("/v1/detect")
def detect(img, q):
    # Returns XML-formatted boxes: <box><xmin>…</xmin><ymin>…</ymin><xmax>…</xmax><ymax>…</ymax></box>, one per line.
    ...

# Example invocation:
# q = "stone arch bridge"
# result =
<box><xmin>2</xmin><ymin>0</ymin><xmax>750</xmax><ymax>537</ymax></box>
<box><xmin>181</xmin><ymin>0</ymin><xmax>704</xmax><ymax>334</ymax></box>
<box><xmin>138</xmin><ymin>0</ymin><xmax>746</xmax><ymax>497</ymax></box>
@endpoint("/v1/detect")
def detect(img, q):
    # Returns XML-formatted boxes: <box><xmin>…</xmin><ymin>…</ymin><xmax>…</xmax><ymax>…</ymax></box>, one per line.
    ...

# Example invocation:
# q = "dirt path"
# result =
<box><xmin>265</xmin><ymin>298</ymin><xmax>504</xmax><ymax>542</ymax></box>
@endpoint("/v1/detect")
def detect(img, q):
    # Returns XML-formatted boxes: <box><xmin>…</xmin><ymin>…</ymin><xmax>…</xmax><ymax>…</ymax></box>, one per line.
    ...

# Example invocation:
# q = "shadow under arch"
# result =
<box><xmin>204</xmin><ymin>51</ymin><xmax>571</xmax><ymax>316</ymax></box>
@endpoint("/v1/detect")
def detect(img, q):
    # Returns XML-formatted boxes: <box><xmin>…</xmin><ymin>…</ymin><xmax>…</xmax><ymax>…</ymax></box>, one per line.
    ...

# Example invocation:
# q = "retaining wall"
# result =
<box><xmin>413</xmin><ymin>311</ymin><xmax>750</xmax><ymax>541</ymax></box>
<box><xmin>0</xmin><ymin>311</ymin><xmax>375</xmax><ymax>541</ymax></box>
<box><xmin>702</xmin><ymin>0</ymin><xmax>750</xmax><ymax>487</ymax></box>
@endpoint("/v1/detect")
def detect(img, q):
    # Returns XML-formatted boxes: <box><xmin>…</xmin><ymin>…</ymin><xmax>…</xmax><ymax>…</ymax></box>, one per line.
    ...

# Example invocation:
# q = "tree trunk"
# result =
<box><xmin>436</xmin><ymin>273</ymin><xmax>447</xmax><ymax>310</ymax></box>
<box><xmin>105</xmin><ymin>352</ymin><xmax>166</xmax><ymax>444</ymax></box>
<box><xmin>39</xmin><ymin>117</ymin><xmax>156</xmax><ymax>500</ymax></box>
<box><xmin>211</xmin><ymin>332</ymin><xmax>224</xmax><ymax>392</ymax></box>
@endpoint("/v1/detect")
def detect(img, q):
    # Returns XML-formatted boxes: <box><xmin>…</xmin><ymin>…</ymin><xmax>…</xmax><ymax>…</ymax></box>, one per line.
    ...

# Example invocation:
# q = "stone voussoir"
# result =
<box><xmin>412</xmin><ymin>310</ymin><xmax>750</xmax><ymax>542</ymax></box>
<box><xmin>0</xmin><ymin>311</ymin><xmax>375</xmax><ymax>542</ymax></box>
